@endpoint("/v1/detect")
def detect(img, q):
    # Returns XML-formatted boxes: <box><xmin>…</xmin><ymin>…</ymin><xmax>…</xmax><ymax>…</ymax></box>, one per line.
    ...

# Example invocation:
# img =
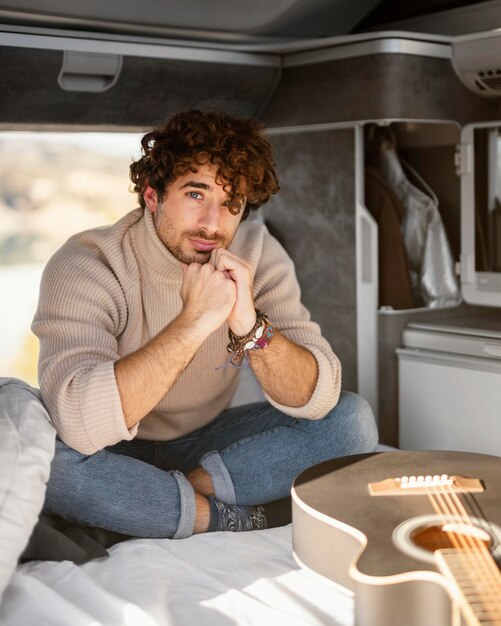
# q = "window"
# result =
<box><xmin>0</xmin><ymin>131</ymin><xmax>142</xmax><ymax>386</ymax></box>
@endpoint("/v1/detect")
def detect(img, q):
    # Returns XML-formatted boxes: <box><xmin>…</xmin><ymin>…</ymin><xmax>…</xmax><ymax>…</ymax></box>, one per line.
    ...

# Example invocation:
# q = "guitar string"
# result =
<box><xmin>443</xmin><ymin>486</ymin><xmax>501</xmax><ymax>619</ymax></box>
<box><xmin>428</xmin><ymin>484</ymin><xmax>501</xmax><ymax>622</ymax></box>
<box><xmin>444</xmin><ymin>487</ymin><xmax>501</xmax><ymax>582</ymax></box>
<box><xmin>425</xmin><ymin>484</ymin><xmax>493</xmax><ymax>621</ymax></box>
<box><xmin>428</xmin><ymin>487</ymin><xmax>500</xmax><ymax>625</ymax></box>
<box><xmin>458</xmin><ymin>489</ymin><xmax>500</xmax><ymax>570</ymax></box>
<box><xmin>462</xmin><ymin>486</ymin><xmax>501</xmax><ymax>608</ymax></box>
<box><xmin>461</xmin><ymin>488</ymin><xmax>501</xmax><ymax>573</ymax></box>
<box><xmin>436</xmin><ymin>486</ymin><xmax>499</xmax><ymax>600</ymax></box>
<box><xmin>461</xmin><ymin>490</ymin><xmax>492</xmax><ymax>534</ymax></box>
<box><xmin>426</xmin><ymin>487</ymin><xmax>487</xmax><ymax>589</ymax></box>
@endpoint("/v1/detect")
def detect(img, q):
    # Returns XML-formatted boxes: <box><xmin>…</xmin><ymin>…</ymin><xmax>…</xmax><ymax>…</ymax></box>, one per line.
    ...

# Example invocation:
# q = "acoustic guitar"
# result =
<box><xmin>291</xmin><ymin>451</ymin><xmax>501</xmax><ymax>626</ymax></box>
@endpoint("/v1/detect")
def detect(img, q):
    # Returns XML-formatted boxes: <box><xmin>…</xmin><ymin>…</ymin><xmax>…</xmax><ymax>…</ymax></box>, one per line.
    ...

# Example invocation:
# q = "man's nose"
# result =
<box><xmin>198</xmin><ymin>200</ymin><xmax>221</xmax><ymax>233</ymax></box>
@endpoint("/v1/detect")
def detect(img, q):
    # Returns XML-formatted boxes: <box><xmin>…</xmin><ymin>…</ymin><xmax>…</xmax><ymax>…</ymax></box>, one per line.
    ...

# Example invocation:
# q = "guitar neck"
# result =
<box><xmin>435</xmin><ymin>548</ymin><xmax>501</xmax><ymax>626</ymax></box>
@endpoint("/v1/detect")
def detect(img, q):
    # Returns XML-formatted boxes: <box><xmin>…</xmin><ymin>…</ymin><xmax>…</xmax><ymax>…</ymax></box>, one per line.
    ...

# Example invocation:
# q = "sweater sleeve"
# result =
<box><xmin>32</xmin><ymin>237</ymin><xmax>138</xmax><ymax>455</ymax></box>
<box><xmin>253</xmin><ymin>228</ymin><xmax>342</xmax><ymax>419</ymax></box>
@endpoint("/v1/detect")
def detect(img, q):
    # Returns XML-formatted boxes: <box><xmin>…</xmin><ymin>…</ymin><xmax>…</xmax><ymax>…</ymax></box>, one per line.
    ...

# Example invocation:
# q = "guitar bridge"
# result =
<box><xmin>368</xmin><ymin>474</ymin><xmax>484</xmax><ymax>496</ymax></box>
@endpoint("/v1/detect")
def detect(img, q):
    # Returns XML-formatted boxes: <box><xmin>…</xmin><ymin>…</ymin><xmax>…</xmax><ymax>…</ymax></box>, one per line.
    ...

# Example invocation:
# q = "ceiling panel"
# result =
<box><xmin>0</xmin><ymin>0</ymin><xmax>381</xmax><ymax>39</ymax></box>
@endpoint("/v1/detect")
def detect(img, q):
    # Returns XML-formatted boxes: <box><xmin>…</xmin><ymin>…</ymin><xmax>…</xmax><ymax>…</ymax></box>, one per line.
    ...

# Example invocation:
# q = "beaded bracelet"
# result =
<box><xmin>226</xmin><ymin>309</ymin><xmax>275</xmax><ymax>366</ymax></box>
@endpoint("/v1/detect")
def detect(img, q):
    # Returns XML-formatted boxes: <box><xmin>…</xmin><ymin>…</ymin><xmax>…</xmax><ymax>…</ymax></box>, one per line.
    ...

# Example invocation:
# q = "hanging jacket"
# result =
<box><xmin>379</xmin><ymin>145</ymin><xmax>461</xmax><ymax>308</ymax></box>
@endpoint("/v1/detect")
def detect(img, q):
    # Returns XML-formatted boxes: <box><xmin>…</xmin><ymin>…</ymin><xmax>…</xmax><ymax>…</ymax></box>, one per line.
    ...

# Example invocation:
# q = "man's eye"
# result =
<box><xmin>187</xmin><ymin>191</ymin><xmax>202</xmax><ymax>199</ymax></box>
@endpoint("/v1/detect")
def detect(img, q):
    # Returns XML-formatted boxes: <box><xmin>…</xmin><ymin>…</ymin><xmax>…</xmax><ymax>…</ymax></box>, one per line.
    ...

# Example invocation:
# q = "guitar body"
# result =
<box><xmin>291</xmin><ymin>451</ymin><xmax>501</xmax><ymax>626</ymax></box>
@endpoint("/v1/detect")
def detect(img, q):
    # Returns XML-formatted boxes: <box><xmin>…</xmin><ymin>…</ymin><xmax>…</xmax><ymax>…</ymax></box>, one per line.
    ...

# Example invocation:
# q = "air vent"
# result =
<box><xmin>452</xmin><ymin>30</ymin><xmax>501</xmax><ymax>98</ymax></box>
<box><xmin>476</xmin><ymin>69</ymin><xmax>501</xmax><ymax>92</ymax></box>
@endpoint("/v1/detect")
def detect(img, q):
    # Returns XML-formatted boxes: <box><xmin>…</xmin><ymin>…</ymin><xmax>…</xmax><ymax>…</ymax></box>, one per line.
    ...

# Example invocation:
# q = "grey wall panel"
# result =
<box><xmin>0</xmin><ymin>46</ymin><xmax>280</xmax><ymax>127</ymax></box>
<box><xmin>263</xmin><ymin>128</ymin><xmax>357</xmax><ymax>391</ymax></box>
<box><xmin>263</xmin><ymin>54</ymin><xmax>499</xmax><ymax>128</ymax></box>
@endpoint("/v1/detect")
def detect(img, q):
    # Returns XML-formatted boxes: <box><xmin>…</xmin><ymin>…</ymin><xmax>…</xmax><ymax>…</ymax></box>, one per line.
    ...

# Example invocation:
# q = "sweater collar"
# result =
<box><xmin>133</xmin><ymin>208</ymin><xmax>184</xmax><ymax>281</ymax></box>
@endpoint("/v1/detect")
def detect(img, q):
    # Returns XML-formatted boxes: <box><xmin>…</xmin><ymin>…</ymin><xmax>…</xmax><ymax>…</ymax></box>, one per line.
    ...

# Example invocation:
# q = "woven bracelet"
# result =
<box><xmin>226</xmin><ymin>309</ymin><xmax>275</xmax><ymax>365</ymax></box>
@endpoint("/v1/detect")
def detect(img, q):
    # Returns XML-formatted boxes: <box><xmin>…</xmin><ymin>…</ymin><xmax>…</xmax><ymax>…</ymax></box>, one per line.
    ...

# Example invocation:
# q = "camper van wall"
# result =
<box><xmin>264</xmin><ymin>128</ymin><xmax>358</xmax><ymax>393</ymax></box>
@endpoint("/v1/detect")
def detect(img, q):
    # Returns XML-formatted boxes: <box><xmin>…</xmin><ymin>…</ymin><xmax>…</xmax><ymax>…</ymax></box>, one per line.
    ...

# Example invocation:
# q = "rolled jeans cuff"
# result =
<box><xmin>200</xmin><ymin>450</ymin><xmax>236</xmax><ymax>505</ymax></box>
<box><xmin>171</xmin><ymin>470</ymin><xmax>196</xmax><ymax>539</ymax></box>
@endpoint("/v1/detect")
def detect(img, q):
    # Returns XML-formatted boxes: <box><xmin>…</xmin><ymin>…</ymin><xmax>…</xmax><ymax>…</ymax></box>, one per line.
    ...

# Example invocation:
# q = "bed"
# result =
<box><xmin>1</xmin><ymin>526</ymin><xmax>354</xmax><ymax>626</ymax></box>
<box><xmin>0</xmin><ymin>376</ymin><xmax>356</xmax><ymax>626</ymax></box>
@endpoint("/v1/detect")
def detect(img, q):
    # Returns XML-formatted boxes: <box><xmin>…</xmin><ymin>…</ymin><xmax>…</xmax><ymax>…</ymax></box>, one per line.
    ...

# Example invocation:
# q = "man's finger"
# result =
<box><xmin>214</xmin><ymin>251</ymin><xmax>245</xmax><ymax>272</ymax></box>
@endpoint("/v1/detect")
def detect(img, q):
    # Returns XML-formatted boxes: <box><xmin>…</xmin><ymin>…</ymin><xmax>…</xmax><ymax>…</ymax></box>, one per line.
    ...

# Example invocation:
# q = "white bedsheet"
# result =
<box><xmin>0</xmin><ymin>525</ymin><xmax>354</xmax><ymax>626</ymax></box>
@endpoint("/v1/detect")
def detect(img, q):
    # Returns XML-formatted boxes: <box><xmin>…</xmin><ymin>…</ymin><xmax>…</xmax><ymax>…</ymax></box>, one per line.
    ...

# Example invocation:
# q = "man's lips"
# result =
<box><xmin>188</xmin><ymin>238</ymin><xmax>220</xmax><ymax>252</ymax></box>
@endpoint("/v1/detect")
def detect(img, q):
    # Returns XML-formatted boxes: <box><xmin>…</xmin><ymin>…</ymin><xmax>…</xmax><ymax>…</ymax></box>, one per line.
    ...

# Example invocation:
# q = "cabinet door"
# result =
<box><xmin>398</xmin><ymin>348</ymin><xmax>501</xmax><ymax>456</ymax></box>
<box><xmin>460</xmin><ymin>122</ymin><xmax>501</xmax><ymax>307</ymax></box>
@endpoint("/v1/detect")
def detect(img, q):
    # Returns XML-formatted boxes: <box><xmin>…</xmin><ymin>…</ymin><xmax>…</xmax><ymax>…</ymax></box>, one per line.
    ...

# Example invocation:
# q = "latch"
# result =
<box><xmin>454</xmin><ymin>142</ymin><xmax>473</xmax><ymax>176</ymax></box>
<box><xmin>460</xmin><ymin>253</ymin><xmax>474</xmax><ymax>283</ymax></box>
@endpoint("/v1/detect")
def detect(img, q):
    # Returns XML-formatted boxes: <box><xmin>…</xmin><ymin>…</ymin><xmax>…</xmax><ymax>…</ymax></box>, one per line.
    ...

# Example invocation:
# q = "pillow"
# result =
<box><xmin>0</xmin><ymin>377</ymin><xmax>55</xmax><ymax>602</ymax></box>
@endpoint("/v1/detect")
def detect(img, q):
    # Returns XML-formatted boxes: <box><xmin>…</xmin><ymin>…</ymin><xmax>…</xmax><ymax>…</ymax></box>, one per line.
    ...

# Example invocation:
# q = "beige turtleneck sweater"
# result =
<box><xmin>32</xmin><ymin>208</ymin><xmax>341</xmax><ymax>455</ymax></box>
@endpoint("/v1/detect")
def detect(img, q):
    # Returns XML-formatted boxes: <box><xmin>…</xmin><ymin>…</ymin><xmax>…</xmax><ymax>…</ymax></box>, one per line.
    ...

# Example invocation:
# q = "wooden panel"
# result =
<box><xmin>264</xmin><ymin>128</ymin><xmax>357</xmax><ymax>391</ymax></box>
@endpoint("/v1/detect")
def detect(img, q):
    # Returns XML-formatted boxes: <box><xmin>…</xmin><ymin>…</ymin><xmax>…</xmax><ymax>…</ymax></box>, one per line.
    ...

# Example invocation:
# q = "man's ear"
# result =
<box><xmin>143</xmin><ymin>185</ymin><xmax>158</xmax><ymax>213</ymax></box>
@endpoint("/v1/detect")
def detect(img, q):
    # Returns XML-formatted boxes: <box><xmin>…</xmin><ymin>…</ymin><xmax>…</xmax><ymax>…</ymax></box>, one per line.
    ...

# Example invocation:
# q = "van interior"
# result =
<box><xmin>1</xmin><ymin>1</ymin><xmax>501</xmax><ymax>625</ymax></box>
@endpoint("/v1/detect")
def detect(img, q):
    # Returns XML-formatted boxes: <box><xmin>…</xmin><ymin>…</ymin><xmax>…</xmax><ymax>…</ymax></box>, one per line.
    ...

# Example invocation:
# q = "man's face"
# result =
<box><xmin>144</xmin><ymin>163</ymin><xmax>245</xmax><ymax>265</ymax></box>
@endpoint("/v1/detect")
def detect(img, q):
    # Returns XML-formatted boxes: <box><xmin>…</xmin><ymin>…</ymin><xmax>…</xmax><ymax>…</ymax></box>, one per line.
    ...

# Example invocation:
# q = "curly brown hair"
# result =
<box><xmin>129</xmin><ymin>109</ymin><xmax>280</xmax><ymax>220</ymax></box>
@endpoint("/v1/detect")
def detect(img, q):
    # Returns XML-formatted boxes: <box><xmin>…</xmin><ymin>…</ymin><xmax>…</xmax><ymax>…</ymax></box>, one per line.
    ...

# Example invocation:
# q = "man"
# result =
<box><xmin>33</xmin><ymin>109</ymin><xmax>377</xmax><ymax>539</ymax></box>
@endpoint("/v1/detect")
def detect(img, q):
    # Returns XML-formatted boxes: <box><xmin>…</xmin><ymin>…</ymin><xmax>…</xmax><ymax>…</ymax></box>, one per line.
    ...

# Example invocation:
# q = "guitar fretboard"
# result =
<box><xmin>435</xmin><ymin>548</ymin><xmax>501</xmax><ymax>626</ymax></box>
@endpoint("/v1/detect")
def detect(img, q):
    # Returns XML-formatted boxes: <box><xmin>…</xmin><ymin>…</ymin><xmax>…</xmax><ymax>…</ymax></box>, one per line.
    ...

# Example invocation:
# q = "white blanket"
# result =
<box><xmin>0</xmin><ymin>526</ymin><xmax>353</xmax><ymax>626</ymax></box>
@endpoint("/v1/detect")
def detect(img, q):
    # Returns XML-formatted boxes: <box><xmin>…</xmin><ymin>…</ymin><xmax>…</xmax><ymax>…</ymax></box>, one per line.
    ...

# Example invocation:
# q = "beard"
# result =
<box><xmin>155</xmin><ymin>217</ymin><xmax>227</xmax><ymax>265</ymax></box>
<box><xmin>167</xmin><ymin>240</ymin><xmax>211</xmax><ymax>265</ymax></box>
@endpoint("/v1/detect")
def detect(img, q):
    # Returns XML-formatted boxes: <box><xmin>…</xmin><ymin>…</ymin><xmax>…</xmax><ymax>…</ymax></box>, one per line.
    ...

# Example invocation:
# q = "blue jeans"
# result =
<box><xmin>44</xmin><ymin>391</ymin><xmax>377</xmax><ymax>539</ymax></box>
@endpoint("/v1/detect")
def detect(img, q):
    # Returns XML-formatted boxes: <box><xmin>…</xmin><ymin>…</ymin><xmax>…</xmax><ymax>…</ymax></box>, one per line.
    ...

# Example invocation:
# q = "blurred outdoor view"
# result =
<box><xmin>0</xmin><ymin>131</ymin><xmax>142</xmax><ymax>386</ymax></box>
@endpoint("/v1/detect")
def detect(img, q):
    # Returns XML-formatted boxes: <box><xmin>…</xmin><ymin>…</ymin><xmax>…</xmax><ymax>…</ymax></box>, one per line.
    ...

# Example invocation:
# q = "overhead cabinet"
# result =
<box><xmin>0</xmin><ymin>26</ymin><xmax>281</xmax><ymax>127</ymax></box>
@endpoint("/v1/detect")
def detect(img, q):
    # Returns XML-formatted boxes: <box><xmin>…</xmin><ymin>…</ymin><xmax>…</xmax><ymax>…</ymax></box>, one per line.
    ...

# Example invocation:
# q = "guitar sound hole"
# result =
<box><xmin>394</xmin><ymin>515</ymin><xmax>501</xmax><ymax>564</ymax></box>
<box><xmin>410</xmin><ymin>524</ymin><xmax>492</xmax><ymax>553</ymax></box>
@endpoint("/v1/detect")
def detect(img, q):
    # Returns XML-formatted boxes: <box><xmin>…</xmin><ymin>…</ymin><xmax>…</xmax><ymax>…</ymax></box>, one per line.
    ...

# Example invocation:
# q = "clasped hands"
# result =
<box><xmin>180</xmin><ymin>249</ymin><xmax>257</xmax><ymax>339</ymax></box>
